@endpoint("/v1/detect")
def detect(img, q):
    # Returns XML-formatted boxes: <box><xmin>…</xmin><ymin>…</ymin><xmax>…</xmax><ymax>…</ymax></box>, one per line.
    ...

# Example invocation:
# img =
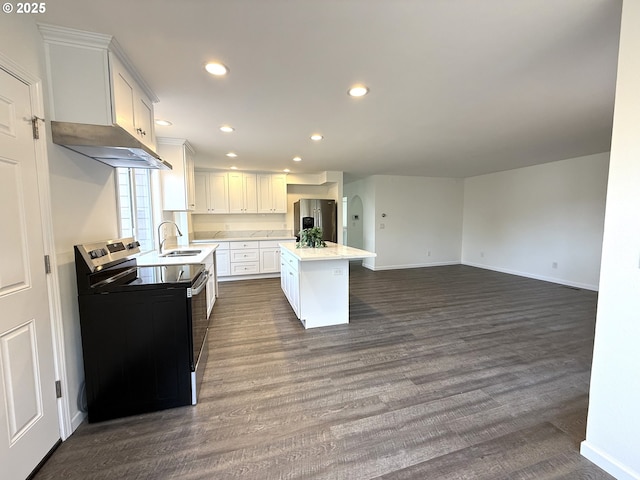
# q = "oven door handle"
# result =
<box><xmin>190</xmin><ymin>270</ymin><xmax>209</xmax><ymax>296</ymax></box>
<box><xmin>91</xmin><ymin>266</ymin><xmax>138</xmax><ymax>289</ymax></box>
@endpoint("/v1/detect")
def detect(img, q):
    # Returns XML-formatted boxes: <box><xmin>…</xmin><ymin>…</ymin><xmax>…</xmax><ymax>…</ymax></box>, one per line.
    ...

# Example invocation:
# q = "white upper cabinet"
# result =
<box><xmin>257</xmin><ymin>174</ymin><xmax>287</xmax><ymax>213</ymax></box>
<box><xmin>158</xmin><ymin>139</ymin><xmax>195</xmax><ymax>211</ymax></box>
<box><xmin>195</xmin><ymin>170</ymin><xmax>287</xmax><ymax>214</ymax></box>
<box><xmin>40</xmin><ymin>24</ymin><xmax>158</xmax><ymax>151</ymax></box>
<box><xmin>228</xmin><ymin>172</ymin><xmax>258</xmax><ymax>214</ymax></box>
<box><xmin>194</xmin><ymin>171</ymin><xmax>229</xmax><ymax>214</ymax></box>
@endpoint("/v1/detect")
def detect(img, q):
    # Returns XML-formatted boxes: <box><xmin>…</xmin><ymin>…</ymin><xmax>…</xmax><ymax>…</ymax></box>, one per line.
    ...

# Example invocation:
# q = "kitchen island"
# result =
<box><xmin>279</xmin><ymin>242</ymin><xmax>376</xmax><ymax>329</ymax></box>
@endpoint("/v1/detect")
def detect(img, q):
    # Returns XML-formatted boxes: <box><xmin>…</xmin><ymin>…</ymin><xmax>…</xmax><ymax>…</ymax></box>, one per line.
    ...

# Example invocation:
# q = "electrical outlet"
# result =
<box><xmin>552</xmin><ymin>261</ymin><xmax>558</xmax><ymax>269</ymax></box>
<box><xmin>333</xmin><ymin>268</ymin><xmax>343</xmax><ymax>275</ymax></box>
<box><xmin>427</xmin><ymin>251</ymin><xmax>431</xmax><ymax>256</ymax></box>
<box><xmin>480</xmin><ymin>252</ymin><xmax>485</xmax><ymax>258</ymax></box>
<box><xmin>379</xmin><ymin>223</ymin><xmax>385</xmax><ymax>229</ymax></box>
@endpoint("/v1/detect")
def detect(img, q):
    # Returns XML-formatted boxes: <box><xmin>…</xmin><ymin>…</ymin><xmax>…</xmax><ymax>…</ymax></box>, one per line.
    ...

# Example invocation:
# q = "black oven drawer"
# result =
<box><xmin>79</xmin><ymin>288</ymin><xmax>192</xmax><ymax>422</ymax></box>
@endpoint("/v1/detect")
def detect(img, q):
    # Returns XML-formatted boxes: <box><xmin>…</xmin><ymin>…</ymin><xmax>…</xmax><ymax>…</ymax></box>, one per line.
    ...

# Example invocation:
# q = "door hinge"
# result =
<box><xmin>55</xmin><ymin>380</ymin><xmax>62</xmax><ymax>399</ymax></box>
<box><xmin>44</xmin><ymin>255</ymin><xmax>51</xmax><ymax>274</ymax></box>
<box><xmin>32</xmin><ymin>116</ymin><xmax>44</xmax><ymax>140</ymax></box>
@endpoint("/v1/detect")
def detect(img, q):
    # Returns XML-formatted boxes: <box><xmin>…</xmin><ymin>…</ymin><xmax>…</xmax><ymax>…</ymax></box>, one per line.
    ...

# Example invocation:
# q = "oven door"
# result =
<box><xmin>188</xmin><ymin>269</ymin><xmax>209</xmax><ymax>404</ymax></box>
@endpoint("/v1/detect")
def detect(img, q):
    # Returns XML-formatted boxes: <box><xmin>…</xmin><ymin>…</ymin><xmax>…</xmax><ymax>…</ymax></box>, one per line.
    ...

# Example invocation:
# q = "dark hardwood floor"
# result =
<box><xmin>33</xmin><ymin>265</ymin><xmax>613</xmax><ymax>479</ymax></box>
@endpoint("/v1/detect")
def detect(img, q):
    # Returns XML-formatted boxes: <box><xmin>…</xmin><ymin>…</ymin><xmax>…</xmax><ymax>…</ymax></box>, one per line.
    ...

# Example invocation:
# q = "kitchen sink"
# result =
<box><xmin>161</xmin><ymin>249</ymin><xmax>202</xmax><ymax>257</ymax></box>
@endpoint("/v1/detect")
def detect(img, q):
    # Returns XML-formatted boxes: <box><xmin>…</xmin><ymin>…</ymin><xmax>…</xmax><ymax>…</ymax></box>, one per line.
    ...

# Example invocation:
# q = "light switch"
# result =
<box><xmin>380</xmin><ymin>223</ymin><xmax>385</xmax><ymax>229</ymax></box>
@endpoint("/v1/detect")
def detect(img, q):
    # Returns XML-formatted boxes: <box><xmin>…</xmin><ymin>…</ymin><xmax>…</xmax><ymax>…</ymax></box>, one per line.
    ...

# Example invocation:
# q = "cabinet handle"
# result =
<box><xmin>136</xmin><ymin>127</ymin><xmax>146</xmax><ymax>136</ymax></box>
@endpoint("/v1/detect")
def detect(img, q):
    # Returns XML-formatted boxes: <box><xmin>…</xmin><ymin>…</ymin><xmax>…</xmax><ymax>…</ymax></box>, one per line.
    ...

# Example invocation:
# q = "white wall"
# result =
<box><xmin>345</xmin><ymin>175</ymin><xmax>464</xmax><ymax>270</ymax></box>
<box><xmin>581</xmin><ymin>1</ymin><xmax>640</xmax><ymax>478</ymax></box>
<box><xmin>462</xmin><ymin>153</ymin><xmax>609</xmax><ymax>290</ymax></box>
<box><xmin>1</xmin><ymin>15</ymin><xmax>119</xmax><ymax>433</ymax></box>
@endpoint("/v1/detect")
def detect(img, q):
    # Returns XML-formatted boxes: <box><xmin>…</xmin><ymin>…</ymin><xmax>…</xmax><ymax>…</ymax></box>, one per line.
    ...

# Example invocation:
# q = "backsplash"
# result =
<box><xmin>194</xmin><ymin>230</ymin><xmax>294</xmax><ymax>240</ymax></box>
<box><xmin>191</xmin><ymin>213</ymin><xmax>288</xmax><ymax>233</ymax></box>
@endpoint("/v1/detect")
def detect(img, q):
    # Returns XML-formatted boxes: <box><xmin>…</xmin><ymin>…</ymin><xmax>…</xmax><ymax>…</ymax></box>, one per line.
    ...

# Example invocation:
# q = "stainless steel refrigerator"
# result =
<box><xmin>293</xmin><ymin>199</ymin><xmax>337</xmax><ymax>242</ymax></box>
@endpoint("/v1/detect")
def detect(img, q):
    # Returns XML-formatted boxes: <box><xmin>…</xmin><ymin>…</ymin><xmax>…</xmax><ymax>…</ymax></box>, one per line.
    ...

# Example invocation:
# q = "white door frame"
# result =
<box><xmin>0</xmin><ymin>52</ymin><xmax>73</xmax><ymax>441</ymax></box>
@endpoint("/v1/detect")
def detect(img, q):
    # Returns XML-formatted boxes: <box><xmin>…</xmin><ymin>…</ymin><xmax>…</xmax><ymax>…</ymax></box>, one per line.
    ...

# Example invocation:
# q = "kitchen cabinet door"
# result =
<box><xmin>159</xmin><ymin>139</ymin><xmax>196</xmax><ymax>211</ymax></box>
<box><xmin>228</xmin><ymin>172</ymin><xmax>258</xmax><ymax>214</ymax></box>
<box><xmin>133</xmin><ymin>89</ymin><xmax>156</xmax><ymax>150</ymax></box>
<box><xmin>257</xmin><ymin>173</ymin><xmax>287</xmax><ymax>213</ymax></box>
<box><xmin>204</xmin><ymin>252</ymin><xmax>216</xmax><ymax>318</ymax></box>
<box><xmin>270</xmin><ymin>174</ymin><xmax>287</xmax><ymax>213</ymax></box>
<box><xmin>194</xmin><ymin>172</ymin><xmax>229</xmax><ymax>214</ymax></box>
<box><xmin>260</xmin><ymin>247</ymin><xmax>281</xmax><ymax>273</ymax></box>
<box><xmin>110</xmin><ymin>54</ymin><xmax>156</xmax><ymax>150</ymax></box>
<box><xmin>111</xmin><ymin>59</ymin><xmax>136</xmax><ymax>134</ymax></box>
<box><xmin>208</xmin><ymin>173</ymin><xmax>230</xmax><ymax>213</ymax></box>
<box><xmin>216</xmin><ymin>249</ymin><xmax>230</xmax><ymax>277</ymax></box>
<box><xmin>193</xmin><ymin>172</ymin><xmax>209</xmax><ymax>214</ymax></box>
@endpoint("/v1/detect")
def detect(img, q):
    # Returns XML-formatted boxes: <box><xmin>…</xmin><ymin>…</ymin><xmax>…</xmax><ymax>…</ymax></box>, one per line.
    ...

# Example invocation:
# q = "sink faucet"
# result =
<box><xmin>158</xmin><ymin>221</ymin><xmax>183</xmax><ymax>255</ymax></box>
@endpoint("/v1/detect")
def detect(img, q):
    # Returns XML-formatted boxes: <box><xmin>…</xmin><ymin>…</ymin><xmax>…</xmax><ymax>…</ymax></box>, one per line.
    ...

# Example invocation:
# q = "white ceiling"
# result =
<box><xmin>39</xmin><ymin>0</ymin><xmax>622</xmax><ymax>180</ymax></box>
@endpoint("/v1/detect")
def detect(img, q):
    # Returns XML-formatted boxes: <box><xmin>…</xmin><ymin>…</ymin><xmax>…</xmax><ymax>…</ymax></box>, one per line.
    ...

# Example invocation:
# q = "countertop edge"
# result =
<box><xmin>136</xmin><ymin>244</ymin><xmax>218</xmax><ymax>266</ymax></box>
<box><xmin>279</xmin><ymin>242</ymin><xmax>376</xmax><ymax>262</ymax></box>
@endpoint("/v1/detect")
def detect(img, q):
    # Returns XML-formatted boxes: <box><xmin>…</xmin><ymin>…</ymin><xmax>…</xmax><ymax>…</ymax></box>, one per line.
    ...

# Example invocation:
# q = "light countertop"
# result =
<box><xmin>279</xmin><ymin>242</ymin><xmax>376</xmax><ymax>262</ymax></box>
<box><xmin>136</xmin><ymin>244</ymin><xmax>218</xmax><ymax>266</ymax></box>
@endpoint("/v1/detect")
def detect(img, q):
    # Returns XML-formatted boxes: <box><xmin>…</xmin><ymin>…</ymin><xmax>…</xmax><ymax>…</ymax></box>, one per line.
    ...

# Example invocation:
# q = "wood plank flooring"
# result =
<box><xmin>33</xmin><ymin>265</ymin><xmax>613</xmax><ymax>479</ymax></box>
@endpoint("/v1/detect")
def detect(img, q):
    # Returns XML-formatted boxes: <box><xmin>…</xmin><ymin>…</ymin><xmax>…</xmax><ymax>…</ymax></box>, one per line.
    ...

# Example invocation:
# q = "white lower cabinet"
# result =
<box><xmin>215</xmin><ymin>243</ymin><xmax>230</xmax><ymax>277</ymax></box>
<box><xmin>280</xmin><ymin>248</ymin><xmax>300</xmax><ymax>318</ymax></box>
<box><xmin>259</xmin><ymin>240</ymin><xmax>282</xmax><ymax>273</ymax></box>
<box><xmin>228</xmin><ymin>241</ymin><xmax>260</xmax><ymax>276</ymax></box>
<box><xmin>216</xmin><ymin>239</ymin><xmax>294</xmax><ymax>279</ymax></box>
<box><xmin>204</xmin><ymin>252</ymin><xmax>216</xmax><ymax>318</ymax></box>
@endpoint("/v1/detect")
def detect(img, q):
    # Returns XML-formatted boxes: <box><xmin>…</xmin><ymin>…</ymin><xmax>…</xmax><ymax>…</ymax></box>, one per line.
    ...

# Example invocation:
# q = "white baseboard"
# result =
<box><xmin>70</xmin><ymin>409</ymin><xmax>86</xmax><ymax>433</ymax></box>
<box><xmin>581</xmin><ymin>440</ymin><xmax>640</xmax><ymax>480</ymax></box>
<box><xmin>462</xmin><ymin>261</ymin><xmax>599</xmax><ymax>291</ymax></box>
<box><xmin>218</xmin><ymin>272</ymin><xmax>280</xmax><ymax>282</ymax></box>
<box><xmin>364</xmin><ymin>261</ymin><xmax>460</xmax><ymax>271</ymax></box>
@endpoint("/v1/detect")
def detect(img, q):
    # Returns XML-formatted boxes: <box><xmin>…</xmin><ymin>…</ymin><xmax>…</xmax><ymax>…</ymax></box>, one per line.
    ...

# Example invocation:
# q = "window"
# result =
<box><xmin>116</xmin><ymin>168</ymin><xmax>155</xmax><ymax>252</ymax></box>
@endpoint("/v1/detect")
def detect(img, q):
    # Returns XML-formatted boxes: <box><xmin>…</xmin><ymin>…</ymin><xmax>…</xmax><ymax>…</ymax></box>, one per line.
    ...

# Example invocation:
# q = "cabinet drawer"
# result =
<box><xmin>230</xmin><ymin>241</ymin><xmax>259</xmax><ymax>249</ymax></box>
<box><xmin>280</xmin><ymin>250</ymin><xmax>298</xmax><ymax>270</ymax></box>
<box><xmin>230</xmin><ymin>262</ymin><xmax>260</xmax><ymax>275</ymax></box>
<box><xmin>230</xmin><ymin>249</ymin><xmax>259</xmax><ymax>262</ymax></box>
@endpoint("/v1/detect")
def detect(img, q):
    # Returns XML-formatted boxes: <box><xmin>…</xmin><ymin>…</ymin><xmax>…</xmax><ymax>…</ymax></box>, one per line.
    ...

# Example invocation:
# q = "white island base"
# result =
<box><xmin>279</xmin><ymin>242</ymin><xmax>376</xmax><ymax>329</ymax></box>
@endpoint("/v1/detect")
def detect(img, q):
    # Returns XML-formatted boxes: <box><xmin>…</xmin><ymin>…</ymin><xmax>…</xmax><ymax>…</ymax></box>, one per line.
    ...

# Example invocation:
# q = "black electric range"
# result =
<box><xmin>74</xmin><ymin>237</ymin><xmax>210</xmax><ymax>422</ymax></box>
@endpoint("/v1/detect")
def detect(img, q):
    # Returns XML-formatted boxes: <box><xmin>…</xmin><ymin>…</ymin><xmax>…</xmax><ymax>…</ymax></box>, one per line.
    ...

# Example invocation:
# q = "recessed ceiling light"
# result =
<box><xmin>293</xmin><ymin>156</ymin><xmax>302</xmax><ymax>162</ymax></box>
<box><xmin>348</xmin><ymin>85</ymin><xmax>369</xmax><ymax>97</ymax></box>
<box><xmin>155</xmin><ymin>119</ymin><xmax>172</xmax><ymax>126</ymax></box>
<box><xmin>283</xmin><ymin>168</ymin><xmax>291</xmax><ymax>173</ymax></box>
<box><xmin>310</xmin><ymin>134</ymin><xmax>323</xmax><ymax>141</ymax></box>
<box><xmin>230</xmin><ymin>166</ymin><xmax>238</xmax><ymax>170</ymax></box>
<box><xmin>226</xmin><ymin>152</ymin><xmax>238</xmax><ymax>158</ymax></box>
<box><xmin>220</xmin><ymin>125</ymin><xmax>235</xmax><ymax>133</ymax></box>
<box><xmin>205</xmin><ymin>62</ymin><xmax>229</xmax><ymax>76</ymax></box>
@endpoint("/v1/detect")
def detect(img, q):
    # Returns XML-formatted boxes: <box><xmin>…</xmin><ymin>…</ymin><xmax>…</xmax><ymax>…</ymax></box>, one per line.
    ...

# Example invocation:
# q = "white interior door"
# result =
<box><xmin>0</xmin><ymin>68</ymin><xmax>60</xmax><ymax>479</ymax></box>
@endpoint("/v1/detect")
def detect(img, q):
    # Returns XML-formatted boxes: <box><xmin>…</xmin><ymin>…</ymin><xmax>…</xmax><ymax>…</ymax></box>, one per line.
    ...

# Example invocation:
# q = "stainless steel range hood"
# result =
<box><xmin>51</xmin><ymin>121</ymin><xmax>172</xmax><ymax>170</ymax></box>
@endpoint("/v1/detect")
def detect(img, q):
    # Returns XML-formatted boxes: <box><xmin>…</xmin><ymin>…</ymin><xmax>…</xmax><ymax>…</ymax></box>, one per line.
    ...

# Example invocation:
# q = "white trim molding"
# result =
<box><xmin>0</xmin><ymin>51</ymin><xmax>73</xmax><ymax>440</ymax></box>
<box><xmin>581</xmin><ymin>441</ymin><xmax>640</xmax><ymax>480</ymax></box>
